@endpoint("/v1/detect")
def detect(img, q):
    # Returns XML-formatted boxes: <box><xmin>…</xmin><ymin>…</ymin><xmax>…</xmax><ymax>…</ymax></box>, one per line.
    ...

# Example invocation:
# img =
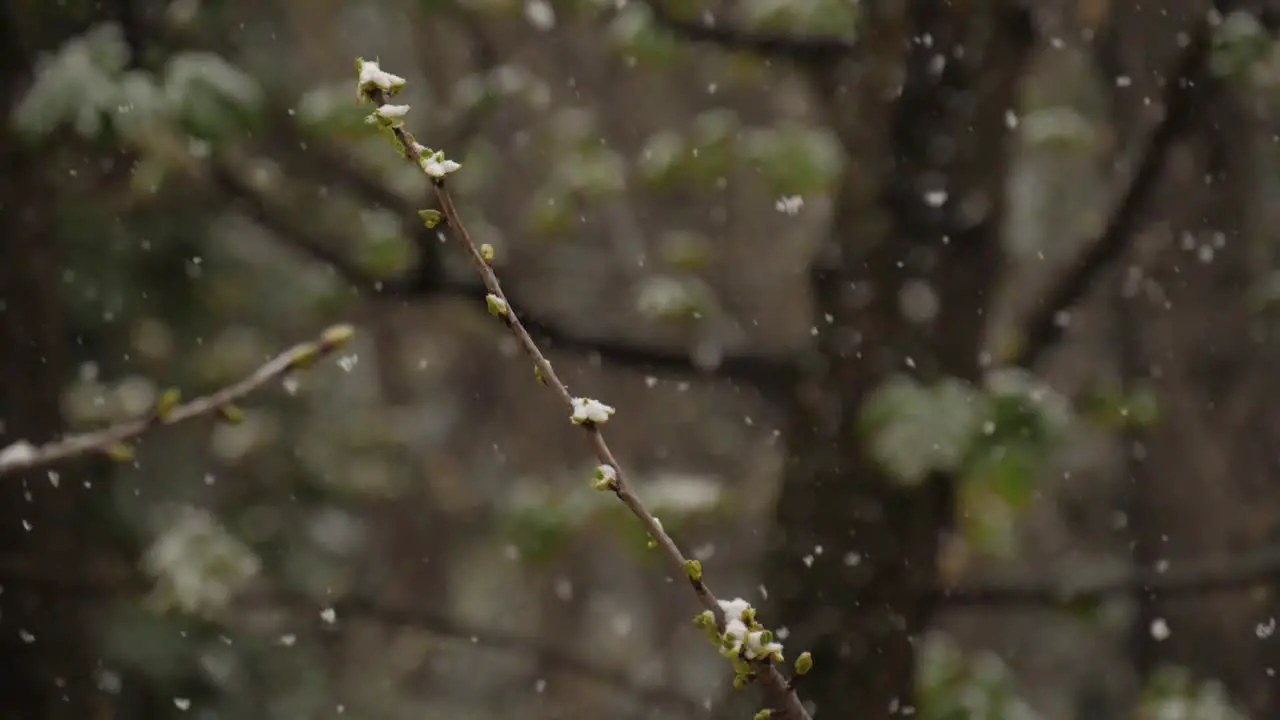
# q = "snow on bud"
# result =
<box><xmin>420</xmin><ymin>150</ymin><xmax>462</xmax><ymax>178</ymax></box>
<box><xmin>0</xmin><ymin>440</ymin><xmax>37</xmax><ymax>468</ymax></box>
<box><xmin>592</xmin><ymin>464</ymin><xmax>617</xmax><ymax>491</ymax></box>
<box><xmin>355</xmin><ymin>58</ymin><xmax>406</xmax><ymax>101</ymax></box>
<box><xmin>570</xmin><ymin>397</ymin><xmax>615</xmax><ymax>425</ymax></box>
<box><xmin>370</xmin><ymin>103</ymin><xmax>410</xmax><ymax>128</ymax></box>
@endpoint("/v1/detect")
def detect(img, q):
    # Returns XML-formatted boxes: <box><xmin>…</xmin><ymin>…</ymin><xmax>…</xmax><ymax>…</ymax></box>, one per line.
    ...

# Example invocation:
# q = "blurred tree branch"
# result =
<box><xmin>938</xmin><ymin>543</ymin><xmax>1280</xmax><ymax>608</ymax></box>
<box><xmin>0</xmin><ymin>554</ymin><xmax>703</xmax><ymax>713</ymax></box>
<box><xmin>1011</xmin><ymin>3</ymin><xmax>1280</xmax><ymax>369</ymax></box>
<box><xmin>205</xmin><ymin>148</ymin><xmax>802</xmax><ymax>391</ymax></box>
<box><xmin>0</xmin><ymin>324</ymin><xmax>355</xmax><ymax>478</ymax></box>
<box><xmin>636</xmin><ymin>0</ymin><xmax>857</xmax><ymax>61</ymax></box>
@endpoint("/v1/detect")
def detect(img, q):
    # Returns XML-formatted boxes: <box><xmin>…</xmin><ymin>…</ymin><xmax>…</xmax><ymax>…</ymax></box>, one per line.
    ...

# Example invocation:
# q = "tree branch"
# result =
<box><xmin>1012</xmin><ymin>5</ymin><xmax>1272</xmax><ymax>369</ymax></box>
<box><xmin>636</xmin><ymin>0</ymin><xmax>857</xmax><ymax>61</ymax></box>
<box><xmin>0</xmin><ymin>324</ymin><xmax>355</xmax><ymax>478</ymax></box>
<box><xmin>937</xmin><ymin>544</ymin><xmax>1280</xmax><ymax>608</ymax></box>
<box><xmin>359</xmin><ymin>74</ymin><xmax>812</xmax><ymax>718</ymax></box>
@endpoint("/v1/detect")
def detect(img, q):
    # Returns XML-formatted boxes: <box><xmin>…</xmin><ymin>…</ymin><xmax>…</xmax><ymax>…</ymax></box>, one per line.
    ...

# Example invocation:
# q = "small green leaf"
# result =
<box><xmin>795</xmin><ymin>651</ymin><xmax>813</xmax><ymax>675</ymax></box>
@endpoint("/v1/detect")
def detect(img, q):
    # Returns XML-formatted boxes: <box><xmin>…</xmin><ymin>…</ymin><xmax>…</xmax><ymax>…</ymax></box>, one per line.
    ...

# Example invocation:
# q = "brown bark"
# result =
<box><xmin>760</xmin><ymin>2</ymin><xmax>1034</xmax><ymax>716</ymax></box>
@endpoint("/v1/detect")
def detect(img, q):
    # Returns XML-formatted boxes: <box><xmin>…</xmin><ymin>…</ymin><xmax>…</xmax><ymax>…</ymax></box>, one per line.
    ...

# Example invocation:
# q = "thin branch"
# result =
<box><xmin>636</xmin><ymin>0</ymin><xmax>857</xmax><ymax>61</ymax></box>
<box><xmin>1012</xmin><ymin>5</ymin><xmax>1265</xmax><ymax>369</ymax></box>
<box><xmin>0</xmin><ymin>324</ymin><xmax>355</xmax><ymax>478</ymax></box>
<box><xmin>937</xmin><ymin>544</ymin><xmax>1280</xmax><ymax>608</ymax></box>
<box><xmin>360</xmin><ymin>78</ymin><xmax>811</xmax><ymax>719</ymax></box>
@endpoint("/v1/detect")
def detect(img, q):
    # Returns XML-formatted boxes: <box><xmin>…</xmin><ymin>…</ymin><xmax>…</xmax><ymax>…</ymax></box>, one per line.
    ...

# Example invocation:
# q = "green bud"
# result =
<box><xmin>418</xmin><ymin>209</ymin><xmax>443</xmax><ymax>229</ymax></box>
<box><xmin>591</xmin><ymin>464</ymin><xmax>617</xmax><ymax>491</ymax></box>
<box><xmin>753</xmin><ymin>711</ymin><xmax>773</xmax><ymax>720</ymax></box>
<box><xmin>486</xmin><ymin>294</ymin><xmax>509</xmax><ymax>317</ymax></box>
<box><xmin>683</xmin><ymin>559</ymin><xmax>702</xmax><ymax>582</ymax></box>
<box><xmin>154</xmin><ymin>388</ymin><xmax>182</xmax><ymax>420</ymax></box>
<box><xmin>105</xmin><ymin>442</ymin><xmax>135</xmax><ymax>463</ymax></box>
<box><xmin>794</xmin><ymin>651</ymin><xmax>813</xmax><ymax>676</ymax></box>
<box><xmin>479</xmin><ymin>243</ymin><xmax>495</xmax><ymax>263</ymax></box>
<box><xmin>289</xmin><ymin>343</ymin><xmax>320</xmax><ymax>370</ymax></box>
<box><xmin>319</xmin><ymin>323</ymin><xmax>356</xmax><ymax>350</ymax></box>
<box><xmin>217</xmin><ymin>404</ymin><xmax>246</xmax><ymax>425</ymax></box>
<box><xmin>732</xmin><ymin>673</ymin><xmax>750</xmax><ymax>690</ymax></box>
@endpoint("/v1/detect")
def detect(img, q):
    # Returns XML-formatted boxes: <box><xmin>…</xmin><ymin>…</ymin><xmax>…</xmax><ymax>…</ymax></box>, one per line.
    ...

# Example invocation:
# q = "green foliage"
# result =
<box><xmin>741</xmin><ymin>0</ymin><xmax>859</xmax><ymax>37</ymax></box>
<box><xmin>1080</xmin><ymin>380</ymin><xmax>1161</xmax><ymax>430</ymax></box>
<box><xmin>1019</xmin><ymin>107</ymin><xmax>1099</xmax><ymax>151</ymax></box>
<box><xmin>608</xmin><ymin>2</ymin><xmax>689</xmax><ymax>67</ymax></box>
<box><xmin>1211</xmin><ymin>11</ymin><xmax>1273</xmax><ymax>80</ymax></box>
<box><xmin>860</xmin><ymin>375</ymin><xmax>983</xmax><ymax>487</ymax></box>
<box><xmin>163</xmin><ymin>51</ymin><xmax>263</xmax><ymax>140</ymax></box>
<box><xmin>637</xmin><ymin>114</ymin><xmax>841</xmax><ymax>195</ymax></box>
<box><xmin>860</xmin><ymin>369</ymin><xmax>1073</xmax><ymax>556</ymax></box>
<box><xmin>13</xmin><ymin>23</ymin><xmax>261</xmax><ymax>144</ymax></box>
<box><xmin>916</xmin><ymin>632</ymin><xmax>1042</xmax><ymax>720</ymax></box>
<box><xmin>296</xmin><ymin>82</ymin><xmax>376</xmax><ymax>138</ymax></box>
<box><xmin>497</xmin><ymin>471</ymin><xmax>724</xmax><ymax>564</ymax></box>
<box><xmin>1136</xmin><ymin>667</ymin><xmax>1249</xmax><ymax>720</ymax></box>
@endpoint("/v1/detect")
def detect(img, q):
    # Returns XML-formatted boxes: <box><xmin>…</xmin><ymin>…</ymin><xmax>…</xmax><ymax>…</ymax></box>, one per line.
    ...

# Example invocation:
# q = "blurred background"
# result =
<box><xmin>5</xmin><ymin>0</ymin><xmax>1280</xmax><ymax>718</ymax></box>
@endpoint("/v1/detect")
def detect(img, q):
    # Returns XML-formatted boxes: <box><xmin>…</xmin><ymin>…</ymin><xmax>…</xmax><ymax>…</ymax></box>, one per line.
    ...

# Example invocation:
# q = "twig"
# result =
<box><xmin>359</xmin><ymin>67</ymin><xmax>811</xmax><ymax>719</ymax></box>
<box><xmin>0</xmin><ymin>324</ymin><xmax>355</xmax><ymax>478</ymax></box>
<box><xmin>938</xmin><ymin>544</ymin><xmax>1280</xmax><ymax>608</ymax></box>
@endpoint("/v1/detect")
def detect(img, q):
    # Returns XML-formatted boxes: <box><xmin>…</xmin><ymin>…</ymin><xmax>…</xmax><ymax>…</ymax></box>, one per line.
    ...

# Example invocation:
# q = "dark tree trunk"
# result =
<box><xmin>0</xmin><ymin>4</ymin><xmax>108</xmax><ymax>718</ymax></box>
<box><xmin>759</xmin><ymin>3</ymin><xmax>1034</xmax><ymax>716</ymax></box>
